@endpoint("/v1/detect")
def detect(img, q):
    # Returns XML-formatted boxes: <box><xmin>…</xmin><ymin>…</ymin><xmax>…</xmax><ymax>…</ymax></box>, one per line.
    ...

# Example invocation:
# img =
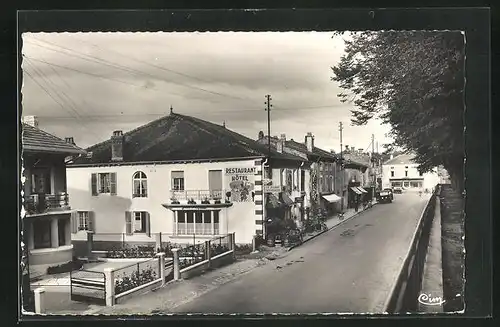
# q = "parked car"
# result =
<box><xmin>383</xmin><ymin>188</ymin><xmax>394</xmax><ymax>200</ymax></box>
<box><xmin>376</xmin><ymin>189</ymin><xmax>393</xmax><ymax>203</ymax></box>
<box><xmin>393</xmin><ymin>186</ymin><xmax>403</xmax><ymax>194</ymax></box>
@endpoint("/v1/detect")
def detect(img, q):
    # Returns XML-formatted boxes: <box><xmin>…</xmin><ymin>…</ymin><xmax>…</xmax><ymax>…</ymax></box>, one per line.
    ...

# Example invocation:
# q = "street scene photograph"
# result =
<box><xmin>20</xmin><ymin>30</ymin><xmax>465</xmax><ymax>315</ymax></box>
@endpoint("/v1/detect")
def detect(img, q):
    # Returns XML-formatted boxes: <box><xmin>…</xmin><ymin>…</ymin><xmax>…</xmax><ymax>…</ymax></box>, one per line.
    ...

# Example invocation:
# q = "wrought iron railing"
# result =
<box><xmin>170</xmin><ymin>189</ymin><xmax>254</xmax><ymax>203</ymax></box>
<box><xmin>24</xmin><ymin>193</ymin><xmax>70</xmax><ymax>214</ymax></box>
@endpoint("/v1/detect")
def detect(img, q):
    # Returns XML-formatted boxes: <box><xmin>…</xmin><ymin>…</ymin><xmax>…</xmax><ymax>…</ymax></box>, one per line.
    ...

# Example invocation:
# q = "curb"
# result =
<box><xmin>288</xmin><ymin>204</ymin><xmax>378</xmax><ymax>251</ymax></box>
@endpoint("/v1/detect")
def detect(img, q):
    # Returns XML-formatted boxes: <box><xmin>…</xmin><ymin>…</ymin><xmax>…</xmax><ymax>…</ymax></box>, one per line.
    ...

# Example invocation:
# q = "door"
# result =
<box><xmin>208</xmin><ymin>170</ymin><xmax>223</xmax><ymax>199</ymax></box>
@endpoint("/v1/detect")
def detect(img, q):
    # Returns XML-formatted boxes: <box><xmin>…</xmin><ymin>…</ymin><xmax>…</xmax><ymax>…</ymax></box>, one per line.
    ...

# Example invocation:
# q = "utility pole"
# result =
<box><xmin>265</xmin><ymin>95</ymin><xmax>272</xmax><ymax>158</ymax></box>
<box><xmin>339</xmin><ymin>122</ymin><xmax>344</xmax><ymax>211</ymax></box>
<box><xmin>263</xmin><ymin>95</ymin><xmax>272</xmax><ymax>239</ymax></box>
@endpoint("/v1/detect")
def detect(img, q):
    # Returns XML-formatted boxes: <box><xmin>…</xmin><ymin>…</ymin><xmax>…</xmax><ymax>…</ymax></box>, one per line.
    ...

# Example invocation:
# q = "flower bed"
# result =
<box><xmin>46</xmin><ymin>257</ymin><xmax>84</xmax><ymax>274</ymax></box>
<box><xmin>105</xmin><ymin>246</ymin><xmax>156</xmax><ymax>258</ymax></box>
<box><xmin>178</xmin><ymin>243</ymin><xmax>206</xmax><ymax>270</ymax></box>
<box><xmin>114</xmin><ymin>267</ymin><xmax>158</xmax><ymax>294</ymax></box>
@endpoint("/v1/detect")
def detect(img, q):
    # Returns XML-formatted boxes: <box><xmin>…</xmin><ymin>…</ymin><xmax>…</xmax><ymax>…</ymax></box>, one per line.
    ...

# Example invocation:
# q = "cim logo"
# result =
<box><xmin>418</xmin><ymin>293</ymin><xmax>446</xmax><ymax>306</ymax></box>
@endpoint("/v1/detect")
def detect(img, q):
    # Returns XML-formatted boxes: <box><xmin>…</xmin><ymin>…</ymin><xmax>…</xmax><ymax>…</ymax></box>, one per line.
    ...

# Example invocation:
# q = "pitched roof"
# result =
<box><xmin>343</xmin><ymin>153</ymin><xmax>371</xmax><ymax>168</ymax></box>
<box><xmin>384</xmin><ymin>153</ymin><xmax>417</xmax><ymax>165</ymax></box>
<box><xmin>70</xmin><ymin>113</ymin><xmax>305</xmax><ymax>165</ymax></box>
<box><xmin>22</xmin><ymin>123</ymin><xmax>86</xmax><ymax>155</ymax></box>
<box><xmin>258</xmin><ymin>136</ymin><xmax>338</xmax><ymax>162</ymax></box>
<box><xmin>285</xmin><ymin>139</ymin><xmax>338</xmax><ymax>162</ymax></box>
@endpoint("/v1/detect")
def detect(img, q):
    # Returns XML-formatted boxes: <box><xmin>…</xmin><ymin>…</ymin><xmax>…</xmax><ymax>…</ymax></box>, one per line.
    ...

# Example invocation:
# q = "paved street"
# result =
<box><xmin>170</xmin><ymin>192</ymin><xmax>431</xmax><ymax>314</ymax></box>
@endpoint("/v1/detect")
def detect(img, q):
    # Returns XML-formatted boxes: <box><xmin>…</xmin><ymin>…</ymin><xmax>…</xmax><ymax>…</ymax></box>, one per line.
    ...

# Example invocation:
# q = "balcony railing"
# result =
<box><xmin>170</xmin><ymin>189</ymin><xmax>254</xmax><ymax>203</ymax></box>
<box><xmin>24</xmin><ymin>193</ymin><xmax>70</xmax><ymax>215</ymax></box>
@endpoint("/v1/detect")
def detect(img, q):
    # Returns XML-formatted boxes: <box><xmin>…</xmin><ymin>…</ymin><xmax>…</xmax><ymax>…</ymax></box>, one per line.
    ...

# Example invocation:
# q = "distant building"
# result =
<box><xmin>66</xmin><ymin>111</ymin><xmax>306</xmax><ymax>247</ymax></box>
<box><xmin>22</xmin><ymin>117</ymin><xmax>86</xmax><ymax>278</ymax></box>
<box><xmin>382</xmin><ymin>153</ymin><xmax>440</xmax><ymax>191</ymax></box>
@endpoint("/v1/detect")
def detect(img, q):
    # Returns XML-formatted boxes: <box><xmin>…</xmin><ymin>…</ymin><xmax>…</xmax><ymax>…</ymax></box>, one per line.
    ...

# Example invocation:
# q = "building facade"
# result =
<box><xmin>257</xmin><ymin>132</ymin><xmax>342</xmax><ymax>216</ymax></box>
<box><xmin>67</xmin><ymin>111</ymin><xmax>305</xmax><ymax>246</ymax></box>
<box><xmin>382</xmin><ymin>153</ymin><xmax>440</xmax><ymax>191</ymax></box>
<box><xmin>22</xmin><ymin>118</ymin><xmax>86</xmax><ymax>278</ymax></box>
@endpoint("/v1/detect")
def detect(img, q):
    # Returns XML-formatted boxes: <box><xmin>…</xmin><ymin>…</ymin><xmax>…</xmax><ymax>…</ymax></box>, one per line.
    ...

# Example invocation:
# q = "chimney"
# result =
<box><xmin>277</xmin><ymin>134</ymin><xmax>286</xmax><ymax>153</ymax></box>
<box><xmin>111</xmin><ymin>130</ymin><xmax>124</xmax><ymax>161</ymax></box>
<box><xmin>351</xmin><ymin>146</ymin><xmax>355</xmax><ymax>152</ymax></box>
<box><xmin>222</xmin><ymin>121</ymin><xmax>226</xmax><ymax>128</ymax></box>
<box><xmin>23</xmin><ymin>115</ymin><xmax>39</xmax><ymax>128</ymax></box>
<box><xmin>305</xmin><ymin>132</ymin><xmax>314</xmax><ymax>152</ymax></box>
<box><xmin>65</xmin><ymin>137</ymin><xmax>75</xmax><ymax>145</ymax></box>
<box><xmin>258</xmin><ymin>131</ymin><xmax>265</xmax><ymax>140</ymax></box>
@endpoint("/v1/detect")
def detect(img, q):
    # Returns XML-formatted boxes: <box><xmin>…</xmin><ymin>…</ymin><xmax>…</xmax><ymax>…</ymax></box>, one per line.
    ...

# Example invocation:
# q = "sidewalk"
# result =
<box><xmin>289</xmin><ymin>201</ymin><xmax>377</xmax><ymax>250</ymax></box>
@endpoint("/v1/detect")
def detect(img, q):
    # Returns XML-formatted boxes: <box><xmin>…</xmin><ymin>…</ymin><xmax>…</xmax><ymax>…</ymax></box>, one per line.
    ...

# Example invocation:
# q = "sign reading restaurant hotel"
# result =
<box><xmin>225</xmin><ymin>167</ymin><xmax>256</xmax><ymax>202</ymax></box>
<box><xmin>225</xmin><ymin>167</ymin><xmax>256</xmax><ymax>181</ymax></box>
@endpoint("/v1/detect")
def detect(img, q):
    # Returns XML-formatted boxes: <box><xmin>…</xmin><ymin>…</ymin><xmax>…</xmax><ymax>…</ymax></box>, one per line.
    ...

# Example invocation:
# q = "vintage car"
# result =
<box><xmin>393</xmin><ymin>186</ymin><xmax>403</xmax><ymax>194</ymax></box>
<box><xmin>383</xmin><ymin>188</ymin><xmax>394</xmax><ymax>200</ymax></box>
<box><xmin>376</xmin><ymin>189</ymin><xmax>393</xmax><ymax>203</ymax></box>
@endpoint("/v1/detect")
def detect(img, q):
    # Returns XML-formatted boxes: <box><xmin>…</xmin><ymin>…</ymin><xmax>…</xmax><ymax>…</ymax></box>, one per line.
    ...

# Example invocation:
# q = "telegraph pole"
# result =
<box><xmin>265</xmin><ymin>95</ymin><xmax>272</xmax><ymax>158</ymax></box>
<box><xmin>339</xmin><ymin>122</ymin><xmax>344</xmax><ymax>211</ymax></box>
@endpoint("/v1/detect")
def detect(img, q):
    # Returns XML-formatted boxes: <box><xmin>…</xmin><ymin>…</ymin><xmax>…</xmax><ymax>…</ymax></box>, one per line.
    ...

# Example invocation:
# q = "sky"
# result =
<box><xmin>21</xmin><ymin>32</ymin><xmax>392</xmax><ymax>152</ymax></box>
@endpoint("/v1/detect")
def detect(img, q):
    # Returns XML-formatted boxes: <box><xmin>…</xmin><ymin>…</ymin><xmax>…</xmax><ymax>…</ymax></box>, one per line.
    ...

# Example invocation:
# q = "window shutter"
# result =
<box><xmin>91</xmin><ymin>173</ymin><xmax>98</xmax><ymax>196</ymax></box>
<box><xmin>71</xmin><ymin>211</ymin><xmax>78</xmax><ymax>234</ymax></box>
<box><xmin>125</xmin><ymin>211</ymin><xmax>133</xmax><ymax>235</ymax></box>
<box><xmin>143</xmin><ymin>180</ymin><xmax>148</xmax><ymax>197</ymax></box>
<box><xmin>110</xmin><ymin>173</ymin><xmax>117</xmax><ymax>195</ymax></box>
<box><xmin>88</xmin><ymin>211</ymin><xmax>95</xmax><ymax>232</ymax></box>
<box><xmin>145</xmin><ymin>212</ymin><xmax>151</xmax><ymax>237</ymax></box>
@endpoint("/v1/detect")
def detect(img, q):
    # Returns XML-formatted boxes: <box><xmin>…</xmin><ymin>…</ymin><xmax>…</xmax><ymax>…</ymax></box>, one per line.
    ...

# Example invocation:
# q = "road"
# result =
<box><xmin>171</xmin><ymin>192</ymin><xmax>430</xmax><ymax>314</ymax></box>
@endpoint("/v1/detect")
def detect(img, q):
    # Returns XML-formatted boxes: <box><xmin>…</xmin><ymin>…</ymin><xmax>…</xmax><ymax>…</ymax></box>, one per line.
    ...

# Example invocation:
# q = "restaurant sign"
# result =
<box><xmin>225</xmin><ymin>167</ymin><xmax>256</xmax><ymax>202</ymax></box>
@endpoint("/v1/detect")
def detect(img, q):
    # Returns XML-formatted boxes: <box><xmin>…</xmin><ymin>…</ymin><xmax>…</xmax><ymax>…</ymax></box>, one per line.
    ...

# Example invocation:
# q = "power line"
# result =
<box><xmin>29</xmin><ymin>37</ymin><xmax>257</xmax><ymax>104</ymax></box>
<box><xmin>23</xmin><ymin>59</ymin><xmax>101</xmax><ymax>142</ymax></box>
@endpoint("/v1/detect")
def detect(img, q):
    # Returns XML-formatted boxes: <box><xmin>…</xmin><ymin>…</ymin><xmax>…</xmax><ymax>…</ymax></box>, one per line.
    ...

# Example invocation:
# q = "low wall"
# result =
<box><xmin>115</xmin><ymin>278</ymin><xmax>163</xmax><ymax>305</ymax></box>
<box><xmin>29</xmin><ymin>245</ymin><xmax>74</xmax><ymax>277</ymax></box>
<box><xmin>179</xmin><ymin>250</ymin><xmax>235</xmax><ymax>280</ymax></box>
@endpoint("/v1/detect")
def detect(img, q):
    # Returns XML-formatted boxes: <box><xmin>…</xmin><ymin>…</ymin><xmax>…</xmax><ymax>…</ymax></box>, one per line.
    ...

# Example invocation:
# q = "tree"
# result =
<box><xmin>331</xmin><ymin>31</ymin><xmax>465</xmax><ymax>192</ymax></box>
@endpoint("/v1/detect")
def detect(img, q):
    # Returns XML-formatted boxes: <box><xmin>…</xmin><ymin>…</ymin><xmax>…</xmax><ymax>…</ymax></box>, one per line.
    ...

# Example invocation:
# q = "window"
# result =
<box><xmin>31</xmin><ymin>168</ymin><xmax>51</xmax><ymax>194</ymax></box>
<box><xmin>175</xmin><ymin>210</ymin><xmax>221</xmax><ymax>235</ymax></box>
<box><xmin>300</xmin><ymin>170</ymin><xmax>305</xmax><ymax>192</ymax></box>
<box><xmin>391</xmin><ymin>171</ymin><xmax>395</xmax><ymax>177</ymax></box>
<box><xmin>134</xmin><ymin>212</ymin><xmax>148</xmax><ymax>233</ymax></box>
<box><xmin>91</xmin><ymin>173</ymin><xmax>116</xmax><ymax>195</ymax></box>
<box><xmin>132</xmin><ymin>171</ymin><xmax>148</xmax><ymax>197</ymax></box>
<box><xmin>33</xmin><ymin>220</ymin><xmax>51</xmax><ymax>249</ymax></box>
<box><xmin>172</xmin><ymin>171</ymin><xmax>184</xmax><ymax>191</ymax></box>
<box><xmin>78</xmin><ymin>211</ymin><xmax>89</xmax><ymax>231</ymax></box>
<box><xmin>405</xmin><ymin>170</ymin><xmax>408</xmax><ymax>177</ymax></box>
<box><xmin>264</xmin><ymin>166</ymin><xmax>272</xmax><ymax>180</ymax></box>
<box><xmin>125</xmin><ymin>211</ymin><xmax>150</xmax><ymax>236</ymax></box>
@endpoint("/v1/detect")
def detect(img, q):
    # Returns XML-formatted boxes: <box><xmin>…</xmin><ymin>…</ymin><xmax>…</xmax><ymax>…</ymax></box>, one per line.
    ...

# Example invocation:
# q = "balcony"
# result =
<box><xmin>169</xmin><ymin>189</ymin><xmax>254</xmax><ymax>204</ymax></box>
<box><xmin>24</xmin><ymin>193</ymin><xmax>71</xmax><ymax>215</ymax></box>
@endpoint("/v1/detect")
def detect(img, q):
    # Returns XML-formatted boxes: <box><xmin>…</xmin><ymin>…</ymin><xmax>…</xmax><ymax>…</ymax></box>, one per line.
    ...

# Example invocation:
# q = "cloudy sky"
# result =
<box><xmin>21</xmin><ymin>32</ymin><xmax>392</xmax><ymax>152</ymax></box>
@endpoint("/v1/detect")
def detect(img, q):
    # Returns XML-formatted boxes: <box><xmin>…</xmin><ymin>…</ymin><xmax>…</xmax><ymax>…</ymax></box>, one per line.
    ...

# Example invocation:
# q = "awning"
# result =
<box><xmin>357</xmin><ymin>187</ymin><xmax>368</xmax><ymax>194</ymax></box>
<box><xmin>281</xmin><ymin>192</ymin><xmax>294</xmax><ymax>206</ymax></box>
<box><xmin>350</xmin><ymin>187</ymin><xmax>363</xmax><ymax>195</ymax></box>
<box><xmin>322</xmin><ymin>194</ymin><xmax>342</xmax><ymax>203</ymax></box>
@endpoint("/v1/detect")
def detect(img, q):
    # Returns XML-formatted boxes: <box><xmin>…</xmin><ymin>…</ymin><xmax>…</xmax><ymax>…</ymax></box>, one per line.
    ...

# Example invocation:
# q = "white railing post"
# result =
<box><xmin>34</xmin><ymin>287</ymin><xmax>45</xmax><ymax>314</ymax></box>
<box><xmin>172</xmin><ymin>248</ymin><xmax>180</xmax><ymax>281</ymax></box>
<box><xmin>104</xmin><ymin>268</ymin><xmax>115</xmax><ymax>306</ymax></box>
<box><xmin>156</xmin><ymin>252</ymin><xmax>166</xmax><ymax>287</ymax></box>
